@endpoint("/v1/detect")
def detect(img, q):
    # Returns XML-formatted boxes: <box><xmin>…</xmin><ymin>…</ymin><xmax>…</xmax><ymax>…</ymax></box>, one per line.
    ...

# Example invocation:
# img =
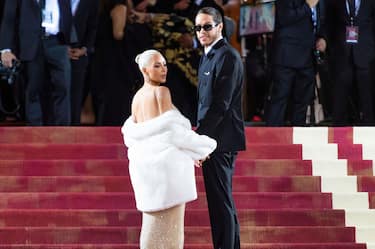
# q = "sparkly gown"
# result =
<box><xmin>140</xmin><ymin>204</ymin><xmax>185</xmax><ymax>249</ymax></box>
<box><xmin>121</xmin><ymin>109</ymin><xmax>217</xmax><ymax>249</ymax></box>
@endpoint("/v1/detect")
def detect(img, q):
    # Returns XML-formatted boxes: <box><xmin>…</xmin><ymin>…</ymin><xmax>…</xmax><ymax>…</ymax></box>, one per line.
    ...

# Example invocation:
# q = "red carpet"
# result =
<box><xmin>0</xmin><ymin>127</ymin><xmax>371</xmax><ymax>248</ymax></box>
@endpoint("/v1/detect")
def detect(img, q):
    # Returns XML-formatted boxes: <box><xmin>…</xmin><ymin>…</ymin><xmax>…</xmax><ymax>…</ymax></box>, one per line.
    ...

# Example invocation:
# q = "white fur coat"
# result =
<box><xmin>121</xmin><ymin>109</ymin><xmax>217</xmax><ymax>212</ymax></box>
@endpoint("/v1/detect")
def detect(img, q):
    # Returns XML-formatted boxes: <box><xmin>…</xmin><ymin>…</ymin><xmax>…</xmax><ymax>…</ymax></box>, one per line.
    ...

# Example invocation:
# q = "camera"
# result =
<box><xmin>314</xmin><ymin>50</ymin><xmax>325</xmax><ymax>65</ymax></box>
<box><xmin>0</xmin><ymin>60</ymin><xmax>21</xmax><ymax>85</ymax></box>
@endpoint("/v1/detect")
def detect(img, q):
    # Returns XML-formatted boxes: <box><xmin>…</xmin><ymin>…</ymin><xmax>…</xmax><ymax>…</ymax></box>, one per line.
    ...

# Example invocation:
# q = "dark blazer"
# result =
<box><xmin>326</xmin><ymin>0</ymin><xmax>375</xmax><ymax>68</ymax></box>
<box><xmin>196</xmin><ymin>39</ymin><xmax>246</xmax><ymax>152</ymax></box>
<box><xmin>272</xmin><ymin>0</ymin><xmax>325</xmax><ymax>68</ymax></box>
<box><xmin>72</xmin><ymin>0</ymin><xmax>98</xmax><ymax>52</ymax></box>
<box><xmin>0</xmin><ymin>0</ymin><xmax>72</xmax><ymax>61</ymax></box>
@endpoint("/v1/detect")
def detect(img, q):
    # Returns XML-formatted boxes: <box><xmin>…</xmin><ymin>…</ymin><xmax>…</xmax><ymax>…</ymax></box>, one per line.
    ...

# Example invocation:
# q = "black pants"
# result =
<box><xmin>332</xmin><ymin>58</ymin><xmax>374</xmax><ymax>126</ymax></box>
<box><xmin>266</xmin><ymin>65</ymin><xmax>315</xmax><ymax>126</ymax></box>
<box><xmin>25</xmin><ymin>36</ymin><xmax>71</xmax><ymax>126</ymax></box>
<box><xmin>70</xmin><ymin>55</ymin><xmax>89</xmax><ymax>125</ymax></box>
<box><xmin>202</xmin><ymin>151</ymin><xmax>240</xmax><ymax>249</ymax></box>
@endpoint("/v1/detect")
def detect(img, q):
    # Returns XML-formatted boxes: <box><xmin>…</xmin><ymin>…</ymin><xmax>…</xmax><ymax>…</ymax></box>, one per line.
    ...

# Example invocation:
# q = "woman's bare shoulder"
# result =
<box><xmin>155</xmin><ymin>86</ymin><xmax>171</xmax><ymax>100</ymax></box>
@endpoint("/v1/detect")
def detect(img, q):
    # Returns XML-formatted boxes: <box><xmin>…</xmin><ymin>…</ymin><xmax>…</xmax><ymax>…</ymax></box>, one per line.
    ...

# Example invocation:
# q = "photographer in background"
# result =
<box><xmin>0</xmin><ymin>0</ymin><xmax>22</xmax><ymax>122</ymax></box>
<box><xmin>265</xmin><ymin>0</ymin><xmax>326</xmax><ymax>126</ymax></box>
<box><xmin>0</xmin><ymin>0</ymin><xmax>73</xmax><ymax>126</ymax></box>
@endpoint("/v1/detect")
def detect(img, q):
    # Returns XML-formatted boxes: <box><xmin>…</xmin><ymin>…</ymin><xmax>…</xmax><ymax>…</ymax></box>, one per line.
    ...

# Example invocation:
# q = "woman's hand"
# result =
<box><xmin>194</xmin><ymin>160</ymin><xmax>202</xmax><ymax>167</ymax></box>
<box><xmin>194</xmin><ymin>155</ymin><xmax>210</xmax><ymax>168</ymax></box>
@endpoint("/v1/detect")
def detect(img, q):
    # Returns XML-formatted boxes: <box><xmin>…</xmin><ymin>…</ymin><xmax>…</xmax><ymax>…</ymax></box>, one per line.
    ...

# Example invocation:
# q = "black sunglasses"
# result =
<box><xmin>193</xmin><ymin>23</ymin><xmax>219</xmax><ymax>32</ymax></box>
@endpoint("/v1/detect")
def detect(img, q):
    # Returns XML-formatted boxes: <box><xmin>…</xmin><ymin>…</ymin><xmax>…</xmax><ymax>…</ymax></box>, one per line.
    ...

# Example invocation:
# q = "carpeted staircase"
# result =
<box><xmin>0</xmin><ymin>126</ymin><xmax>373</xmax><ymax>248</ymax></box>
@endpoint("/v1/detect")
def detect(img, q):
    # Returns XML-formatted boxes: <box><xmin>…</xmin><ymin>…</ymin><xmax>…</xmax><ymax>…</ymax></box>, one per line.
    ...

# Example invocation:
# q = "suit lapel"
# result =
<box><xmin>58</xmin><ymin>0</ymin><xmax>72</xmax><ymax>13</ymax></box>
<box><xmin>31</xmin><ymin>0</ymin><xmax>43</xmax><ymax>21</ymax></box>
<box><xmin>73</xmin><ymin>0</ymin><xmax>84</xmax><ymax>17</ymax></box>
<box><xmin>356</xmin><ymin>0</ymin><xmax>364</xmax><ymax>17</ymax></box>
<box><xmin>207</xmin><ymin>38</ymin><xmax>225</xmax><ymax>60</ymax></box>
<box><xmin>198</xmin><ymin>39</ymin><xmax>226</xmax><ymax>93</ymax></box>
<box><xmin>76</xmin><ymin>0</ymin><xmax>83</xmax><ymax>16</ymax></box>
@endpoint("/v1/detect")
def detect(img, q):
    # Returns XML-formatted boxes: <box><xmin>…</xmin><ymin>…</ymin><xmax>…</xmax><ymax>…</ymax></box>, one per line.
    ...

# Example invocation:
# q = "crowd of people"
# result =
<box><xmin>1</xmin><ymin>0</ymin><xmax>375</xmax><ymax>249</ymax></box>
<box><xmin>0</xmin><ymin>0</ymin><xmax>236</xmax><ymax>126</ymax></box>
<box><xmin>0</xmin><ymin>0</ymin><xmax>375</xmax><ymax>127</ymax></box>
<box><xmin>251</xmin><ymin>0</ymin><xmax>375</xmax><ymax>127</ymax></box>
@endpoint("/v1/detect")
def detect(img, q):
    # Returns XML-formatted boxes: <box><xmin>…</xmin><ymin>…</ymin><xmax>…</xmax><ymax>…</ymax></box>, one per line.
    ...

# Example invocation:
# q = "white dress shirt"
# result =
<box><xmin>42</xmin><ymin>0</ymin><xmax>60</xmax><ymax>35</ymax></box>
<box><xmin>204</xmin><ymin>36</ymin><xmax>223</xmax><ymax>55</ymax></box>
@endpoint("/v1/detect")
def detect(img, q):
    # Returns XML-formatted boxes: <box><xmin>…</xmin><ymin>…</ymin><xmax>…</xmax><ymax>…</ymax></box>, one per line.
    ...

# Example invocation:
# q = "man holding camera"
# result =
<box><xmin>0</xmin><ymin>0</ymin><xmax>73</xmax><ymax>126</ymax></box>
<box><xmin>266</xmin><ymin>0</ymin><xmax>326</xmax><ymax>126</ymax></box>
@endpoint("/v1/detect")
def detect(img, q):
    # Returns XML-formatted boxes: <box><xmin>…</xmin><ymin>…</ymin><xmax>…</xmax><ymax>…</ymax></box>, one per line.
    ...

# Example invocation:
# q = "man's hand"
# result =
<box><xmin>1</xmin><ymin>51</ymin><xmax>17</xmax><ymax>68</ymax></box>
<box><xmin>306</xmin><ymin>0</ymin><xmax>319</xmax><ymax>8</ymax></box>
<box><xmin>68</xmin><ymin>47</ymin><xmax>87</xmax><ymax>60</ymax></box>
<box><xmin>316</xmin><ymin>38</ymin><xmax>327</xmax><ymax>52</ymax></box>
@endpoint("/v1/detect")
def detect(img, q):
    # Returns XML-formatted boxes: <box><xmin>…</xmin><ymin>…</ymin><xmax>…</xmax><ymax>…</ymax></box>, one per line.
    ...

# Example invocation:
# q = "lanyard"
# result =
<box><xmin>346</xmin><ymin>0</ymin><xmax>361</xmax><ymax>25</ymax></box>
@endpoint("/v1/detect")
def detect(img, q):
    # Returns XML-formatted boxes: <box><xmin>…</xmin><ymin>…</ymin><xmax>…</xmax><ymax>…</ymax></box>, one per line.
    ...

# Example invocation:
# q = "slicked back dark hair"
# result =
<box><xmin>197</xmin><ymin>7</ymin><xmax>223</xmax><ymax>25</ymax></box>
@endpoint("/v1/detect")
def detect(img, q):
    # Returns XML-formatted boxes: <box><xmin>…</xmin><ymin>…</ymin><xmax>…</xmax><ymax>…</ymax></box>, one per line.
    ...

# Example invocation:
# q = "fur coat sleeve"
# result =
<box><xmin>121</xmin><ymin>109</ymin><xmax>217</xmax><ymax>212</ymax></box>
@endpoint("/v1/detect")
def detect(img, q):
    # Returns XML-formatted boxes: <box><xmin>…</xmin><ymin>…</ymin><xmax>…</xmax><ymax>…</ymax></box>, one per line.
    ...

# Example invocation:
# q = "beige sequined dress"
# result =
<box><xmin>140</xmin><ymin>204</ymin><xmax>185</xmax><ymax>249</ymax></box>
<box><xmin>121</xmin><ymin>109</ymin><xmax>217</xmax><ymax>248</ymax></box>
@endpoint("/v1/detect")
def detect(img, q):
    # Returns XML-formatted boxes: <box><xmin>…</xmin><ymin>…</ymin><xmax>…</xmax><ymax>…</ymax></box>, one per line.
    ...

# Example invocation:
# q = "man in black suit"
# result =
<box><xmin>195</xmin><ymin>7</ymin><xmax>246</xmax><ymax>249</ymax></box>
<box><xmin>0</xmin><ymin>0</ymin><xmax>72</xmax><ymax>125</ymax></box>
<box><xmin>69</xmin><ymin>0</ymin><xmax>98</xmax><ymax>125</ymax></box>
<box><xmin>326</xmin><ymin>0</ymin><xmax>375</xmax><ymax>126</ymax></box>
<box><xmin>266</xmin><ymin>0</ymin><xmax>327</xmax><ymax>126</ymax></box>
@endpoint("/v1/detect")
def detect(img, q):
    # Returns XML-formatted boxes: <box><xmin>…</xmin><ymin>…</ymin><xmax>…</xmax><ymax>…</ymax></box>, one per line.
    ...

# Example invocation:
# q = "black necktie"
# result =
<box><xmin>39</xmin><ymin>0</ymin><xmax>46</xmax><ymax>33</ymax></box>
<box><xmin>38</xmin><ymin>0</ymin><xmax>46</xmax><ymax>10</ymax></box>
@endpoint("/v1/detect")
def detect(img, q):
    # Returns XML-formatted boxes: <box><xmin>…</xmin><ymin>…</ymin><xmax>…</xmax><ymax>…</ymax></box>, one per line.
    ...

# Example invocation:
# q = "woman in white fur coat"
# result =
<box><xmin>121</xmin><ymin>49</ymin><xmax>217</xmax><ymax>249</ymax></box>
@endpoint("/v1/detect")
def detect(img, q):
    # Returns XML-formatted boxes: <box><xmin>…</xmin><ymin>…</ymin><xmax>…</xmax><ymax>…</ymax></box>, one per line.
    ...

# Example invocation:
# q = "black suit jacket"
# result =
<box><xmin>72</xmin><ymin>0</ymin><xmax>98</xmax><ymax>53</ymax></box>
<box><xmin>272</xmin><ymin>0</ymin><xmax>325</xmax><ymax>68</ymax></box>
<box><xmin>326</xmin><ymin>0</ymin><xmax>375</xmax><ymax>68</ymax></box>
<box><xmin>0</xmin><ymin>0</ymin><xmax>72</xmax><ymax>61</ymax></box>
<box><xmin>196</xmin><ymin>39</ymin><xmax>246</xmax><ymax>152</ymax></box>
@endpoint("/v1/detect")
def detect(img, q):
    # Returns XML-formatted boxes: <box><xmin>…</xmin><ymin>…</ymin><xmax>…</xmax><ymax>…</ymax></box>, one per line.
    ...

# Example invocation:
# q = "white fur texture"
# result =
<box><xmin>121</xmin><ymin>109</ymin><xmax>217</xmax><ymax>212</ymax></box>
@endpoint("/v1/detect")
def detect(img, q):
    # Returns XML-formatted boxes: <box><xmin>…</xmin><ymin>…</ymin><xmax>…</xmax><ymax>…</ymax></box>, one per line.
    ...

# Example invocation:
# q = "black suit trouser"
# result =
<box><xmin>25</xmin><ymin>36</ymin><xmax>71</xmax><ymax>126</ymax></box>
<box><xmin>202</xmin><ymin>151</ymin><xmax>240</xmax><ymax>249</ymax></box>
<box><xmin>70</xmin><ymin>55</ymin><xmax>89</xmax><ymax>125</ymax></box>
<box><xmin>332</xmin><ymin>58</ymin><xmax>374</xmax><ymax>126</ymax></box>
<box><xmin>266</xmin><ymin>65</ymin><xmax>315</xmax><ymax>126</ymax></box>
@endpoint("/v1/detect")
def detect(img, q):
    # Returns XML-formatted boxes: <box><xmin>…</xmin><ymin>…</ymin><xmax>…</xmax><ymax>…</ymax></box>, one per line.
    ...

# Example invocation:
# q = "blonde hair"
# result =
<box><xmin>135</xmin><ymin>49</ymin><xmax>162</xmax><ymax>71</ymax></box>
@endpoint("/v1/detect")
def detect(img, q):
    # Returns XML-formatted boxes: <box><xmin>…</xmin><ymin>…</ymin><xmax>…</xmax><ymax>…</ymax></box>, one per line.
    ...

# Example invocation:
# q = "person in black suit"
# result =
<box><xmin>194</xmin><ymin>7</ymin><xmax>246</xmax><ymax>249</ymax></box>
<box><xmin>266</xmin><ymin>0</ymin><xmax>327</xmax><ymax>126</ymax></box>
<box><xmin>326</xmin><ymin>0</ymin><xmax>375</xmax><ymax>126</ymax></box>
<box><xmin>69</xmin><ymin>0</ymin><xmax>98</xmax><ymax>125</ymax></box>
<box><xmin>0</xmin><ymin>0</ymin><xmax>72</xmax><ymax>126</ymax></box>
